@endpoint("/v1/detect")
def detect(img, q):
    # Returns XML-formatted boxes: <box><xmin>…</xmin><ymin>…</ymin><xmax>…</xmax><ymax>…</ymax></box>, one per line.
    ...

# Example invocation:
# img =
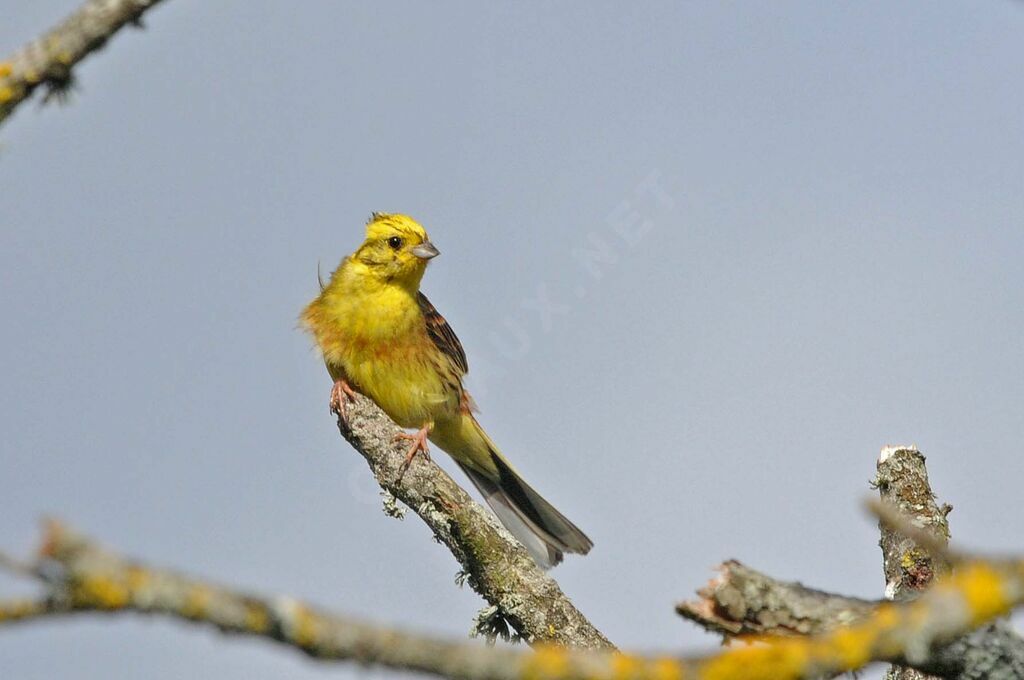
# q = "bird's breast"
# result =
<box><xmin>316</xmin><ymin>287</ymin><xmax>460</xmax><ymax>428</ymax></box>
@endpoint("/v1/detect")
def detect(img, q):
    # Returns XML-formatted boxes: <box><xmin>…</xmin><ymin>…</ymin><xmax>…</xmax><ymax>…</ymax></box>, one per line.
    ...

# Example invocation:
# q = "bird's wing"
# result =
<box><xmin>417</xmin><ymin>291</ymin><xmax>468</xmax><ymax>376</ymax></box>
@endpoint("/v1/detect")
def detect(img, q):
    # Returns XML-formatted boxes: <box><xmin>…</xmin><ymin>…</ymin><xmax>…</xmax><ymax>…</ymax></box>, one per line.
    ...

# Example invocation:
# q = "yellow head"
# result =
<box><xmin>352</xmin><ymin>213</ymin><xmax>439</xmax><ymax>288</ymax></box>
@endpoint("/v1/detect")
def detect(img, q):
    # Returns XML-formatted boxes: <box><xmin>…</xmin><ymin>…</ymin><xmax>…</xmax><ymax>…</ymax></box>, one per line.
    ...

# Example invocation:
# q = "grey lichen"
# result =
<box><xmin>333</xmin><ymin>394</ymin><xmax>613</xmax><ymax>650</ymax></box>
<box><xmin>380</xmin><ymin>490</ymin><xmax>406</xmax><ymax>519</ymax></box>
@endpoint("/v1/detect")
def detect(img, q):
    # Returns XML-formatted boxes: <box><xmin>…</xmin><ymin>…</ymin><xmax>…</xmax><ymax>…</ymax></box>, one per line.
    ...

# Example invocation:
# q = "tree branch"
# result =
<box><xmin>5</xmin><ymin>520</ymin><xmax>1024</xmax><ymax>680</ymax></box>
<box><xmin>675</xmin><ymin>446</ymin><xmax>1024</xmax><ymax>679</ymax></box>
<box><xmin>676</xmin><ymin>560</ymin><xmax>876</xmax><ymax>637</ymax></box>
<box><xmin>0</xmin><ymin>520</ymin><xmax>530</xmax><ymax>675</ymax></box>
<box><xmin>0</xmin><ymin>0</ymin><xmax>170</xmax><ymax>127</ymax></box>
<box><xmin>875</xmin><ymin>445</ymin><xmax>951</xmax><ymax>680</ymax></box>
<box><xmin>675</xmin><ymin>557</ymin><xmax>1024</xmax><ymax>679</ymax></box>
<box><xmin>333</xmin><ymin>394</ymin><xmax>612</xmax><ymax>649</ymax></box>
<box><xmin>871</xmin><ymin>445</ymin><xmax>1024</xmax><ymax>679</ymax></box>
<box><xmin>674</xmin><ymin>448</ymin><xmax>954</xmax><ymax>642</ymax></box>
<box><xmin>875</xmin><ymin>446</ymin><xmax>952</xmax><ymax>600</ymax></box>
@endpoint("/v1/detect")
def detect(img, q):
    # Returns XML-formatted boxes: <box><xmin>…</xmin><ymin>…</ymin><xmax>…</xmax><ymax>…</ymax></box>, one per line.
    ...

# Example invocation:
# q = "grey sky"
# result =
<box><xmin>2</xmin><ymin>2</ymin><xmax>1022</xmax><ymax>678</ymax></box>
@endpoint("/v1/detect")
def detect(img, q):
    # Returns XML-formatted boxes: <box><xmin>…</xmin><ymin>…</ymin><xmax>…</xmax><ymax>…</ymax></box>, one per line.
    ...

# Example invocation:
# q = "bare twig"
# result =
<box><xmin>332</xmin><ymin>394</ymin><xmax>612</xmax><ymax>649</ymax></box>
<box><xmin>4</xmin><ymin>520</ymin><xmax>1024</xmax><ymax>680</ymax></box>
<box><xmin>0</xmin><ymin>0</ymin><xmax>170</xmax><ymax>127</ymax></box>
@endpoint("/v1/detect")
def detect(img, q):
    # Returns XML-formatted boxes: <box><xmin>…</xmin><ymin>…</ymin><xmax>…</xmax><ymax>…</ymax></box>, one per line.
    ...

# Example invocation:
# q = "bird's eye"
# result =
<box><xmin>387</xmin><ymin>236</ymin><xmax>403</xmax><ymax>250</ymax></box>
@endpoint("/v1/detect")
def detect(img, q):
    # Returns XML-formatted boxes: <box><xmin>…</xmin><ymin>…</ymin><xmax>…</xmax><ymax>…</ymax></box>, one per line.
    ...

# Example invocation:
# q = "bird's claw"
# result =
<box><xmin>395</xmin><ymin>426</ymin><xmax>432</xmax><ymax>476</ymax></box>
<box><xmin>330</xmin><ymin>379</ymin><xmax>359</xmax><ymax>425</ymax></box>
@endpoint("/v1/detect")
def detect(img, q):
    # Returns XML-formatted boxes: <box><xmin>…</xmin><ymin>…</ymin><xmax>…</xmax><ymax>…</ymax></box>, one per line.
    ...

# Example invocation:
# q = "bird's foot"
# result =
<box><xmin>330</xmin><ymin>379</ymin><xmax>359</xmax><ymax>426</ymax></box>
<box><xmin>395</xmin><ymin>425</ymin><xmax>432</xmax><ymax>476</ymax></box>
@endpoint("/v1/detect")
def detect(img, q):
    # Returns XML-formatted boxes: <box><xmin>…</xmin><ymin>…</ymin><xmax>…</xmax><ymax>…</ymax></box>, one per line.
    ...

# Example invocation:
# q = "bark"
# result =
<box><xmin>678</xmin><ymin>446</ymin><xmax>1024</xmax><ymax>680</ymax></box>
<box><xmin>0</xmin><ymin>0</ymin><xmax>170</xmax><ymax>127</ymax></box>
<box><xmin>4</xmin><ymin>520</ymin><xmax>1024</xmax><ymax>680</ymax></box>
<box><xmin>334</xmin><ymin>394</ymin><xmax>612</xmax><ymax>649</ymax></box>
<box><xmin>676</xmin><ymin>560</ymin><xmax>875</xmax><ymax>637</ymax></box>
<box><xmin>875</xmin><ymin>445</ymin><xmax>952</xmax><ymax>680</ymax></box>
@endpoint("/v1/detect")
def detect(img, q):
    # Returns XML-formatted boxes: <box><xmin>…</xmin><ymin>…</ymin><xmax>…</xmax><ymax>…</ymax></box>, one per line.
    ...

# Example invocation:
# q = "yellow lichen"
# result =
<box><xmin>0</xmin><ymin>85</ymin><xmax>15</xmax><ymax>103</ymax></box>
<box><xmin>611</xmin><ymin>653</ymin><xmax>643</xmax><ymax>680</ymax></box>
<box><xmin>245</xmin><ymin>603</ymin><xmax>270</xmax><ymax>633</ymax></box>
<box><xmin>291</xmin><ymin>604</ymin><xmax>319</xmax><ymax>648</ymax></box>
<box><xmin>650</xmin><ymin>657</ymin><xmax>684</xmax><ymax>680</ymax></box>
<box><xmin>825</xmin><ymin>624</ymin><xmax>877</xmax><ymax>669</ymax></box>
<box><xmin>24</xmin><ymin>70</ymin><xmax>40</xmax><ymax>84</ymax></box>
<box><xmin>953</xmin><ymin>562</ymin><xmax>1010</xmax><ymax>625</ymax></box>
<box><xmin>523</xmin><ymin>645</ymin><xmax>570</xmax><ymax>680</ymax></box>
<box><xmin>125</xmin><ymin>566</ymin><xmax>150</xmax><ymax>591</ymax></box>
<box><xmin>901</xmin><ymin>548</ymin><xmax>924</xmax><ymax>570</ymax></box>
<box><xmin>699</xmin><ymin>638</ymin><xmax>809</xmax><ymax>680</ymax></box>
<box><xmin>872</xmin><ymin>603</ymin><xmax>900</xmax><ymax>630</ymax></box>
<box><xmin>0</xmin><ymin>600</ymin><xmax>39</xmax><ymax>622</ymax></box>
<box><xmin>0</xmin><ymin>62</ymin><xmax>11</xmax><ymax>77</ymax></box>
<box><xmin>75</xmin><ymin>575</ymin><xmax>130</xmax><ymax>609</ymax></box>
<box><xmin>181</xmin><ymin>585</ymin><xmax>212</xmax><ymax>619</ymax></box>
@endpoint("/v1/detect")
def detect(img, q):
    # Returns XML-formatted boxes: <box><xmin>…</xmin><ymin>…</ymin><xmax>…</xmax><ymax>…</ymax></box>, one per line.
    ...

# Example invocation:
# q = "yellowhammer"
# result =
<box><xmin>302</xmin><ymin>213</ymin><xmax>592</xmax><ymax>568</ymax></box>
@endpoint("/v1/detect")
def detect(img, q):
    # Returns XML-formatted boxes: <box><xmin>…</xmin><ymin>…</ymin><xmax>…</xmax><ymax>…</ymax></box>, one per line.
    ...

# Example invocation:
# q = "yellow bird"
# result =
<box><xmin>302</xmin><ymin>213</ymin><xmax>592</xmax><ymax>568</ymax></box>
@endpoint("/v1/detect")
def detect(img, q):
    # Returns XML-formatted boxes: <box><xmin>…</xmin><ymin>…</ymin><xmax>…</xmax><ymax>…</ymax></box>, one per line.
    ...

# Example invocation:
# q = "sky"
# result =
<box><xmin>1</xmin><ymin>2</ymin><xmax>1022</xmax><ymax>679</ymax></box>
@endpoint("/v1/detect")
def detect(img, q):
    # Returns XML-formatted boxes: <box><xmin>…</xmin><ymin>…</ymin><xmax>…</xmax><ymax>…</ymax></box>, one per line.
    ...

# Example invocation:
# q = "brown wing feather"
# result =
<box><xmin>417</xmin><ymin>292</ymin><xmax>468</xmax><ymax>375</ymax></box>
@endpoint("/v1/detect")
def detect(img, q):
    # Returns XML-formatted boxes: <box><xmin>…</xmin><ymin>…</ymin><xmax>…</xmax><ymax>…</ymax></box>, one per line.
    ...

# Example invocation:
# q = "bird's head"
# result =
<box><xmin>354</xmin><ymin>213</ymin><xmax>439</xmax><ymax>288</ymax></box>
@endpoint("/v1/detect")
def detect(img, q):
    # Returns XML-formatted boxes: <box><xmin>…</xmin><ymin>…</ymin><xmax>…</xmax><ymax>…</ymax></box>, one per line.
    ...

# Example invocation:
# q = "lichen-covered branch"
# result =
<box><xmin>873</xmin><ymin>445</ymin><xmax>1024</xmax><ymax>680</ymax></box>
<box><xmin>0</xmin><ymin>520</ymin><xmax>530</xmax><ymax>674</ymax></box>
<box><xmin>875</xmin><ymin>446</ymin><xmax>952</xmax><ymax>601</ymax></box>
<box><xmin>876</xmin><ymin>445</ymin><xmax>951</xmax><ymax>680</ymax></box>
<box><xmin>4</xmin><ymin>520</ymin><xmax>1024</xmax><ymax>680</ymax></box>
<box><xmin>0</xmin><ymin>0</ymin><xmax>169</xmax><ymax>127</ymax></box>
<box><xmin>674</xmin><ymin>446</ymin><xmax>1024</xmax><ymax>679</ymax></box>
<box><xmin>673</xmin><ymin>556</ymin><xmax>1024</xmax><ymax>679</ymax></box>
<box><xmin>676</xmin><ymin>560</ymin><xmax>876</xmax><ymax>637</ymax></box>
<box><xmin>334</xmin><ymin>394</ymin><xmax>612</xmax><ymax>649</ymax></box>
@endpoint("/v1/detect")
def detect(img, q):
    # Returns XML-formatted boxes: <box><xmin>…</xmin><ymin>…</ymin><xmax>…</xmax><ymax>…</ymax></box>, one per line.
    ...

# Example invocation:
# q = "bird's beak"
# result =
<box><xmin>411</xmin><ymin>241</ymin><xmax>440</xmax><ymax>260</ymax></box>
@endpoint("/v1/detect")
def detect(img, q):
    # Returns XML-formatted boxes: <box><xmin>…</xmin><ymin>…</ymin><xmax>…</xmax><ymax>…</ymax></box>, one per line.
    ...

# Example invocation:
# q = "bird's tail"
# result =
<box><xmin>431</xmin><ymin>414</ymin><xmax>593</xmax><ymax>569</ymax></box>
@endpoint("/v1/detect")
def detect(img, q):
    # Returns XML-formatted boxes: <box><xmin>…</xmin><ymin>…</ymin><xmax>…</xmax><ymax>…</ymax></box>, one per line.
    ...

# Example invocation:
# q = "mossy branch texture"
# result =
<box><xmin>675</xmin><ymin>446</ymin><xmax>1024</xmax><ymax>679</ymax></box>
<box><xmin>4</xmin><ymin>520</ymin><xmax>1024</xmax><ymax>680</ymax></box>
<box><xmin>0</xmin><ymin>0</ymin><xmax>169</xmax><ymax>127</ymax></box>
<box><xmin>876</xmin><ymin>445</ymin><xmax>952</xmax><ymax>680</ymax></box>
<box><xmin>333</xmin><ymin>394</ymin><xmax>612</xmax><ymax>649</ymax></box>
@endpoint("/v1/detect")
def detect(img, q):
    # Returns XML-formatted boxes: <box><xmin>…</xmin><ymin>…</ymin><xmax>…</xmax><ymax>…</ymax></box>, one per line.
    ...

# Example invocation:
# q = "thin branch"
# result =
<box><xmin>4</xmin><ymin>520</ymin><xmax>1024</xmax><ymax>680</ymax></box>
<box><xmin>0</xmin><ymin>0</ymin><xmax>170</xmax><ymax>127</ymax></box>
<box><xmin>333</xmin><ymin>394</ymin><xmax>612</xmax><ymax>649</ymax></box>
